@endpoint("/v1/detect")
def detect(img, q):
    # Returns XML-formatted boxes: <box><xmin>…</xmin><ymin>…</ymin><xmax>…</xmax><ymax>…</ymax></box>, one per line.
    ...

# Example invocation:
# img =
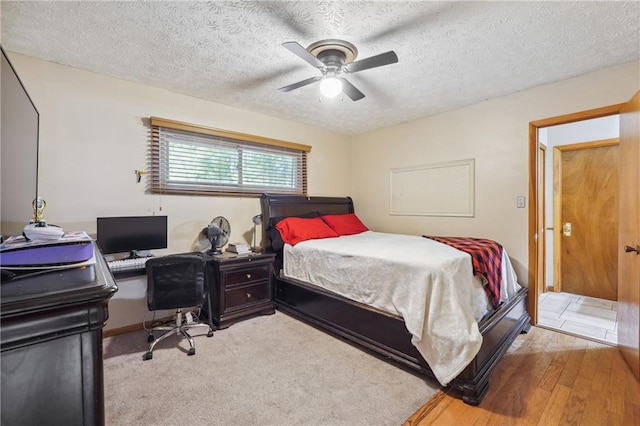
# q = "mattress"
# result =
<box><xmin>282</xmin><ymin>231</ymin><xmax>522</xmax><ymax>386</ymax></box>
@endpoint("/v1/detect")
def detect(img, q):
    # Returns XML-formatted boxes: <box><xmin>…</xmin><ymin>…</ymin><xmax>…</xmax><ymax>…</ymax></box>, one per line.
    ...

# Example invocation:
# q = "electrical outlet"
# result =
<box><xmin>516</xmin><ymin>196</ymin><xmax>526</xmax><ymax>208</ymax></box>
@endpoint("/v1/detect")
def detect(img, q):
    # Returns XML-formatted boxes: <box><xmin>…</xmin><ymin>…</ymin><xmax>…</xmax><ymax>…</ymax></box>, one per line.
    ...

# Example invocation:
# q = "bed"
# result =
<box><xmin>260</xmin><ymin>194</ymin><xmax>531</xmax><ymax>405</ymax></box>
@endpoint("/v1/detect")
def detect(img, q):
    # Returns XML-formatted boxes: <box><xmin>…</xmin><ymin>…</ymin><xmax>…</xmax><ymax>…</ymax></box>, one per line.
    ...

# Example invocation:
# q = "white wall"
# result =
<box><xmin>7</xmin><ymin>53</ymin><xmax>352</xmax><ymax>331</ymax></box>
<box><xmin>351</xmin><ymin>60</ymin><xmax>640</xmax><ymax>286</ymax></box>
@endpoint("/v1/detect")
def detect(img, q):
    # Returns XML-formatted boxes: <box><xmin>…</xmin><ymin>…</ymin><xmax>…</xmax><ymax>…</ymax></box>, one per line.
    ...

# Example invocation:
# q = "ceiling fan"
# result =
<box><xmin>278</xmin><ymin>39</ymin><xmax>398</xmax><ymax>101</ymax></box>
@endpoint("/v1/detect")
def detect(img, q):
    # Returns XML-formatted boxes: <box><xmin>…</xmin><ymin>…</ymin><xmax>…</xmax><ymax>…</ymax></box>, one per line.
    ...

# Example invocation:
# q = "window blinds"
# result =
<box><xmin>150</xmin><ymin>119</ymin><xmax>308</xmax><ymax>197</ymax></box>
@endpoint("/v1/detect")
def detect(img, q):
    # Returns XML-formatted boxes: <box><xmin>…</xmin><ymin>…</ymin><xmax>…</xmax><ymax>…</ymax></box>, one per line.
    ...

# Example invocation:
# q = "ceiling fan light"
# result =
<box><xmin>319</xmin><ymin>77</ymin><xmax>342</xmax><ymax>98</ymax></box>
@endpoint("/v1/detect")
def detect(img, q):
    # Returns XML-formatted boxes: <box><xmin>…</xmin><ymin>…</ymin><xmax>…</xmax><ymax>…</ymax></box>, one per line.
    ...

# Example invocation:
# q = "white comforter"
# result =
<box><xmin>282</xmin><ymin>231</ymin><xmax>521</xmax><ymax>386</ymax></box>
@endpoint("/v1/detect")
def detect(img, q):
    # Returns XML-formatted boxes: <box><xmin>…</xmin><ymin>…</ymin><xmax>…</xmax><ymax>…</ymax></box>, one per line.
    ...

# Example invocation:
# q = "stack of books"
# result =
<box><xmin>226</xmin><ymin>242</ymin><xmax>251</xmax><ymax>255</ymax></box>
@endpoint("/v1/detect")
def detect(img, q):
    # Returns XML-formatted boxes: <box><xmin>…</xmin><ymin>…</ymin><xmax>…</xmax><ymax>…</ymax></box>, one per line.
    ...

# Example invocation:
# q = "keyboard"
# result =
<box><xmin>107</xmin><ymin>257</ymin><xmax>152</xmax><ymax>272</ymax></box>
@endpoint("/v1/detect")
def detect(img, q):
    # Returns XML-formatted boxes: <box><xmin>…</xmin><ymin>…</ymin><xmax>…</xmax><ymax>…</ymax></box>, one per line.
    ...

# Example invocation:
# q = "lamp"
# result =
<box><xmin>319</xmin><ymin>76</ymin><xmax>342</xmax><ymax>99</ymax></box>
<box><xmin>251</xmin><ymin>214</ymin><xmax>263</xmax><ymax>252</ymax></box>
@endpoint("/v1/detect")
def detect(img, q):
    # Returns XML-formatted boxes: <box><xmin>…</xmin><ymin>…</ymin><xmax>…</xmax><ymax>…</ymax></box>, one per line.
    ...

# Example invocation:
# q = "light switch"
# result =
<box><xmin>516</xmin><ymin>196</ymin><xmax>526</xmax><ymax>208</ymax></box>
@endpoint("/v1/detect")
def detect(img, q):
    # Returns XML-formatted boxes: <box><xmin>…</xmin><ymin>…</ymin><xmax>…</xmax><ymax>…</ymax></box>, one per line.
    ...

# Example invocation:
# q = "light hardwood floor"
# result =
<box><xmin>404</xmin><ymin>326</ymin><xmax>640</xmax><ymax>426</ymax></box>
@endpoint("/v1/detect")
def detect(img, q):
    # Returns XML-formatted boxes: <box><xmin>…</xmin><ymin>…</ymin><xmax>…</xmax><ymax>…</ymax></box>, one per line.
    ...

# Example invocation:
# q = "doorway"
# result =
<box><xmin>527</xmin><ymin>104</ymin><xmax>625</xmax><ymax>344</ymax></box>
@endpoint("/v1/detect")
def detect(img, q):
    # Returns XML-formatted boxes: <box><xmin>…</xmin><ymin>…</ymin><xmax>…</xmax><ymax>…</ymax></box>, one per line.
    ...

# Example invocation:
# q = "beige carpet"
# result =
<box><xmin>103</xmin><ymin>311</ymin><xmax>440</xmax><ymax>426</ymax></box>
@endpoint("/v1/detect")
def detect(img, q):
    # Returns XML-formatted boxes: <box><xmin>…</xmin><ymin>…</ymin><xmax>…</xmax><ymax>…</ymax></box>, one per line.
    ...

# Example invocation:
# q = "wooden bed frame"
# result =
<box><xmin>260</xmin><ymin>193</ymin><xmax>531</xmax><ymax>405</ymax></box>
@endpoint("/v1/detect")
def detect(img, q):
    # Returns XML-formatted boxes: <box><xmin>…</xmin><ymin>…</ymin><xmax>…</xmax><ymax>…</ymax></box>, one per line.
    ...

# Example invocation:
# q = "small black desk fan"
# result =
<box><xmin>200</xmin><ymin>216</ymin><xmax>230</xmax><ymax>255</ymax></box>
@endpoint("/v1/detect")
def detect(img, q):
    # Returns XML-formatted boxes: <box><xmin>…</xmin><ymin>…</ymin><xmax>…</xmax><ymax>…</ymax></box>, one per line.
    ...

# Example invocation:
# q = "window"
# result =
<box><xmin>150</xmin><ymin>117</ymin><xmax>310</xmax><ymax>196</ymax></box>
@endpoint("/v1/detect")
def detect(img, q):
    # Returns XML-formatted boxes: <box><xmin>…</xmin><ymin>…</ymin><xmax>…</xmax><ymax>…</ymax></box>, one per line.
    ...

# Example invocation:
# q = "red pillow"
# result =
<box><xmin>275</xmin><ymin>217</ymin><xmax>339</xmax><ymax>246</ymax></box>
<box><xmin>321</xmin><ymin>213</ymin><xmax>369</xmax><ymax>236</ymax></box>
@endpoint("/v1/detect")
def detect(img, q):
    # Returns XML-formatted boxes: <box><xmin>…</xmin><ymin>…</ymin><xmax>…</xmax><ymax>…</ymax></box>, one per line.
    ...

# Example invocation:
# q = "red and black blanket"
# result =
<box><xmin>424</xmin><ymin>236</ymin><xmax>503</xmax><ymax>309</ymax></box>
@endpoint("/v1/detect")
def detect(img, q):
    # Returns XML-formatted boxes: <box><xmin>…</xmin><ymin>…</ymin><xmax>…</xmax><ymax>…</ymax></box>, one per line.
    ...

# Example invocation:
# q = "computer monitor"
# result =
<box><xmin>96</xmin><ymin>216</ymin><xmax>167</xmax><ymax>257</ymax></box>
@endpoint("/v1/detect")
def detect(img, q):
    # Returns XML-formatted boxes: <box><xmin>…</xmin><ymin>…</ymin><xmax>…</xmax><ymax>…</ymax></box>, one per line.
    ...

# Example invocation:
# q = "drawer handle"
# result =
<box><xmin>246</xmin><ymin>292</ymin><xmax>252</xmax><ymax>299</ymax></box>
<box><xmin>246</xmin><ymin>273</ymin><xmax>252</xmax><ymax>279</ymax></box>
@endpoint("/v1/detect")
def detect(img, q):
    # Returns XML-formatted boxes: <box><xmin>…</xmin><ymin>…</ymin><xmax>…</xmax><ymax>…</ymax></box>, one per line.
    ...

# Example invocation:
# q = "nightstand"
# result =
<box><xmin>204</xmin><ymin>252</ymin><xmax>276</xmax><ymax>329</ymax></box>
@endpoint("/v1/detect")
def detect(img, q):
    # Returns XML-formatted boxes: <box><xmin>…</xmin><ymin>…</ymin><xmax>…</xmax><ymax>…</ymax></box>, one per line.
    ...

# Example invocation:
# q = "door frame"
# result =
<box><xmin>527</xmin><ymin>103</ymin><xmax>625</xmax><ymax>324</ymax></box>
<box><xmin>538</xmin><ymin>144</ymin><xmax>546</xmax><ymax>295</ymax></box>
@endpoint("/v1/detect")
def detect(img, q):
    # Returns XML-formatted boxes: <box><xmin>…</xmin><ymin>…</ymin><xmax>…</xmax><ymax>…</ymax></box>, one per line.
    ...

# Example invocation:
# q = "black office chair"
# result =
<box><xmin>143</xmin><ymin>253</ymin><xmax>214</xmax><ymax>361</ymax></box>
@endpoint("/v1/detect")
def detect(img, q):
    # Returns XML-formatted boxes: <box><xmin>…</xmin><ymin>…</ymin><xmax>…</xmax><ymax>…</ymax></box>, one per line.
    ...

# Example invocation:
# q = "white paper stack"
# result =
<box><xmin>226</xmin><ymin>242</ymin><xmax>251</xmax><ymax>255</ymax></box>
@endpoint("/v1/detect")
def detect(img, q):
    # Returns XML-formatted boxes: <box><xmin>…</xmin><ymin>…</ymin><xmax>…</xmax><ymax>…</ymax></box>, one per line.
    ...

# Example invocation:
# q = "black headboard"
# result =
<box><xmin>260</xmin><ymin>194</ymin><xmax>355</xmax><ymax>254</ymax></box>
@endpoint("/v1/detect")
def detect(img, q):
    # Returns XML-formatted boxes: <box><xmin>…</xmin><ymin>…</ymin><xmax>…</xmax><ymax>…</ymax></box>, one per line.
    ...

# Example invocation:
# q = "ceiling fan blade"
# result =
<box><xmin>278</xmin><ymin>76</ymin><xmax>321</xmax><ymax>93</ymax></box>
<box><xmin>228</xmin><ymin>65</ymin><xmax>305</xmax><ymax>91</ymax></box>
<box><xmin>345</xmin><ymin>51</ymin><xmax>398</xmax><ymax>74</ymax></box>
<box><xmin>340</xmin><ymin>78</ymin><xmax>365</xmax><ymax>101</ymax></box>
<box><xmin>282</xmin><ymin>41</ymin><xmax>325</xmax><ymax>69</ymax></box>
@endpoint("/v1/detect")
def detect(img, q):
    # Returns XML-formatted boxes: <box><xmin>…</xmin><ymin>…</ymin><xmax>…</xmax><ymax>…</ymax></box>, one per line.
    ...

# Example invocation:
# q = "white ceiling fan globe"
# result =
<box><xmin>320</xmin><ymin>77</ymin><xmax>342</xmax><ymax>98</ymax></box>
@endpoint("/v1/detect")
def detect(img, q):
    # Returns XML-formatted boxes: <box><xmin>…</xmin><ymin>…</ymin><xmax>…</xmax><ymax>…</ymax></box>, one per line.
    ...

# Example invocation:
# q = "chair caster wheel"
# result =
<box><xmin>187</xmin><ymin>348</ymin><xmax>196</xmax><ymax>356</ymax></box>
<box><xmin>207</xmin><ymin>330</ymin><xmax>214</xmax><ymax>338</ymax></box>
<box><xmin>147</xmin><ymin>334</ymin><xmax>155</xmax><ymax>343</ymax></box>
<box><xmin>142</xmin><ymin>352</ymin><xmax>153</xmax><ymax>361</ymax></box>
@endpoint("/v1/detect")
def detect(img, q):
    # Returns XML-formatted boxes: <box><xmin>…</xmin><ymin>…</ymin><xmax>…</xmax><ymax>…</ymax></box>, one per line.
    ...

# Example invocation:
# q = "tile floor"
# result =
<box><xmin>537</xmin><ymin>291</ymin><xmax>618</xmax><ymax>345</ymax></box>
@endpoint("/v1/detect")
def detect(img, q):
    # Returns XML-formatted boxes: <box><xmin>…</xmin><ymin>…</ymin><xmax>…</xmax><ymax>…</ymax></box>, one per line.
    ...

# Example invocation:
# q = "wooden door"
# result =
<box><xmin>618</xmin><ymin>91</ymin><xmax>640</xmax><ymax>379</ymax></box>
<box><xmin>558</xmin><ymin>142</ymin><xmax>619</xmax><ymax>300</ymax></box>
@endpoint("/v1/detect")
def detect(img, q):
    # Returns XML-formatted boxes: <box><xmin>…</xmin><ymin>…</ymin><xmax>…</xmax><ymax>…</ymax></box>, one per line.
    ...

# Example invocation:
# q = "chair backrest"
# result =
<box><xmin>146</xmin><ymin>253</ymin><xmax>208</xmax><ymax>311</ymax></box>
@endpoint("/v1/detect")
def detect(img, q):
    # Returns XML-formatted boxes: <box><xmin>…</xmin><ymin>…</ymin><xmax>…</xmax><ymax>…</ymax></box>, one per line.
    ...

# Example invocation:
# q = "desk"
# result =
<box><xmin>0</xmin><ymin>243</ymin><xmax>117</xmax><ymax>426</ymax></box>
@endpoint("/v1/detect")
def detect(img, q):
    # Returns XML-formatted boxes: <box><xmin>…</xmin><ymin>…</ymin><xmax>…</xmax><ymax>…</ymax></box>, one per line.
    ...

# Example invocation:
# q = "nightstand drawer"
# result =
<box><xmin>224</xmin><ymin>282</ymin><xmax>270</xmax><ymax>310</ymax></box>
<box><xmin>224</xmin><ymin>265</ymin><xmax>270</xmax><ymax>287</ymax></box>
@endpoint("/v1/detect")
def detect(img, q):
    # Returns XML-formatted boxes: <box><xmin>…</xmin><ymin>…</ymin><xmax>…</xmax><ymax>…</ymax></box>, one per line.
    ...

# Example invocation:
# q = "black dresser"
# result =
<box><xmin>0</xmin><ymin>243</ymin><xmax>117</xmax><ymax>426</ymax></box>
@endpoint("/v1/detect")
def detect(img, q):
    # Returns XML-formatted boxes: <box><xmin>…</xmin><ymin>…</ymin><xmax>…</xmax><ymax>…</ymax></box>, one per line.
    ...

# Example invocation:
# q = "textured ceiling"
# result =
<box><xmin>2</xmin><ymin>1</ymin><xmax>639</xmax><ymax>135</ymax></box>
